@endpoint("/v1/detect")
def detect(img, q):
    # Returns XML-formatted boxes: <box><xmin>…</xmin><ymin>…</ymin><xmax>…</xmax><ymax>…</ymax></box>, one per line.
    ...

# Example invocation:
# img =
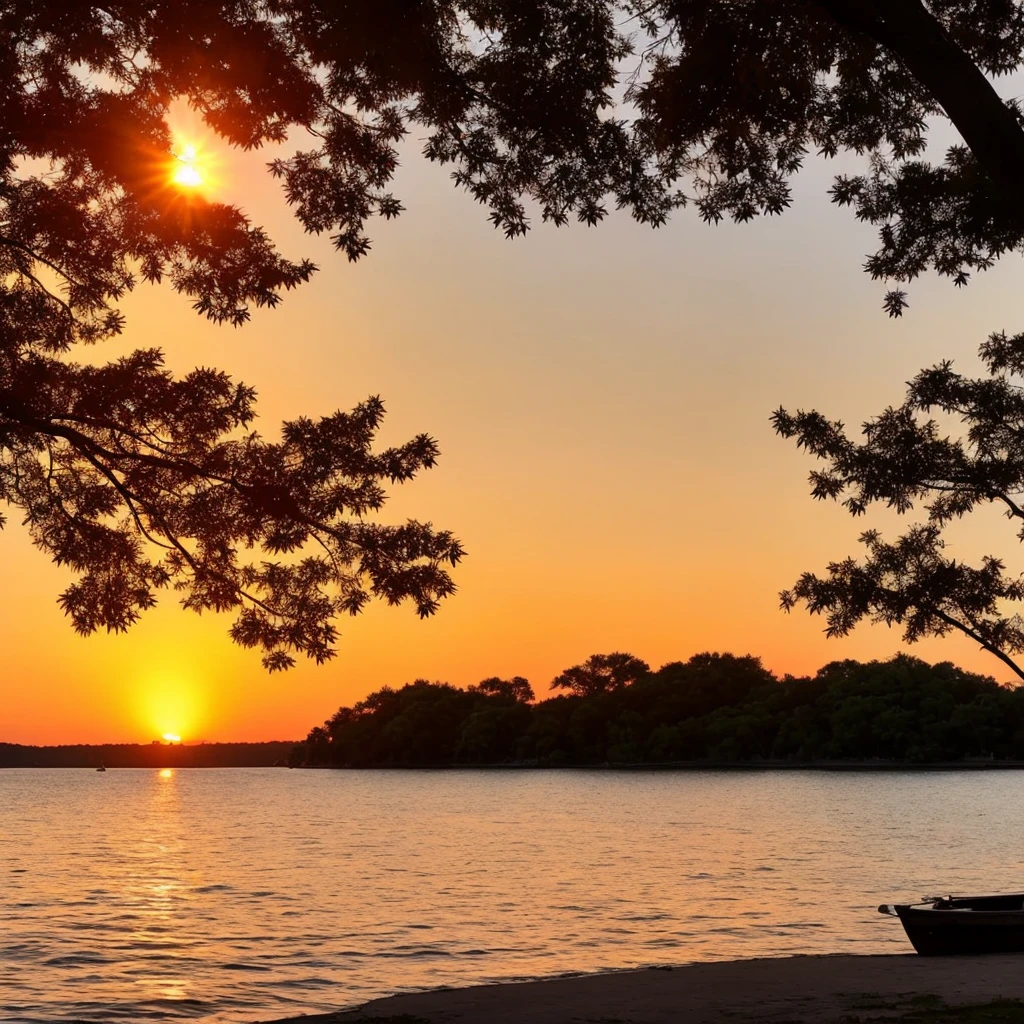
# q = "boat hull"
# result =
<box><xmin>889</xmin><ymin>895</ymin><xmax>1024</xmax><ymax>956</ymax></box>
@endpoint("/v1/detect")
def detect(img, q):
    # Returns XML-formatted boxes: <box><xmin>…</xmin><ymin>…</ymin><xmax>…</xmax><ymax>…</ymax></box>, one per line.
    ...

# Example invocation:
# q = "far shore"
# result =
<box><xmin>299</xmin><ymin>758</ymin><xmax>1024</xmax><ymax>771</ymax></box>
<box><xmin>11</xmin><ymin>758</ymin><xmax>1024</xmax><ymax>771</ymax></box>
<box><xmin>260</xmin><ymin>952</ymin><xmax>1024</xmax><ymax>1023</ymax></box>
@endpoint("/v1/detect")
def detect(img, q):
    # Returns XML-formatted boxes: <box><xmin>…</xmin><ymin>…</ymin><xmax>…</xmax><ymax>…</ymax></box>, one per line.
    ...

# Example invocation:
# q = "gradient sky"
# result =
<box><xmin>5</xmin><ymin>109</ymin><xmax>1024</xmax><ymax>745</ymax></box>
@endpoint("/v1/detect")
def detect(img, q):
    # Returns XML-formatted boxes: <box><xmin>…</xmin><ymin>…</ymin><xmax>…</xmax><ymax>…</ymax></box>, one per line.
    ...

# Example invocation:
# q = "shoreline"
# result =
<box><xmin>298</xmin><ymin>759</ymin><xmax>1024</xmax><ymax>771</ymax></box>
<box><xmin>9</xmin><ymin>758</ymin><xmax>1024</xmax><ymax>770</ymax></box>
<box><xmin>7</xmin><ymin>759</ymin><xmax>1024</xmax><ymax>770</ymax></box>
<box><xmin>260</xmin><ymin>953</ymin><xmax>1024</xmax><ymax>1023</ymax></box>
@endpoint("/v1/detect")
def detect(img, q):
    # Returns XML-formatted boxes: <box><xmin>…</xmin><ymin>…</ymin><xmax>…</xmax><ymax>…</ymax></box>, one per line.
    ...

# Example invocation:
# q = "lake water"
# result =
<box><xmin>4</xmin><ymin>768</ymin><xmax>1024</xmax><ymax>1023</ymax></box>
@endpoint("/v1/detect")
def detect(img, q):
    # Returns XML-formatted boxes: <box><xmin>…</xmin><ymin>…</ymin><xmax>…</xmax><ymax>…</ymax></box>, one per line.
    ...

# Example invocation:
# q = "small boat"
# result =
<box><xmin>879</xmin><ymin>893</ymin><xmax>1024</xmax><ymax>955</ymax></box>
<box><xmin>96</xmin><ymin>763</ymin><xmax>106</xmax><ymax>772</ymax></box>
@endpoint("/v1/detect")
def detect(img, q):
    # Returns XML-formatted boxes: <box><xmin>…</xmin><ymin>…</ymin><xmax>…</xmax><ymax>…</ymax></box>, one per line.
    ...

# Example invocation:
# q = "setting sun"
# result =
<box><xmin>134</xmin><ymin>664</ymin><xmax>207</xmax><ymax>746</ymax></box>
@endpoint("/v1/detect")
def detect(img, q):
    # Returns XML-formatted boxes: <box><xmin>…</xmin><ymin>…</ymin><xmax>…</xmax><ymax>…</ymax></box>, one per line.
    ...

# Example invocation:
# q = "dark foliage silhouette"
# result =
<box><xmin>775</xmin><ymin>332</ymin><xmax>1024</xmax><ymax>683</ymax></box>
<box><xmin>0</xmin><ymin>741</ymin><xmax>296</xmax><ymax>769</ymax></box>
<box><xmin>620</xmin><ymin>0</ymin><xmax>1024</xmax><ymax>315</ymax></box>
<box><xmin>1</xmin><ymin>2</ymin><xmax>482</xmax><ymax>668</ymax></box>
<box><xmin>471</xmin><ymin>676</ymin><xmax>536</xmax><ymax>702</ymax></box>
<box><xmin>550</xmin><ymin>652</ymin><xmax>651</xmax><ymax>696</ymax></box>
<box><xmin>294</xmin><ymin>651</ymin><xmax>1023</xmax><ymax>766</ymax></box>
<box><xmin>8</xmin><ymin>2</ymin><xmax>1024</xmax><ymax>665</ymax></box>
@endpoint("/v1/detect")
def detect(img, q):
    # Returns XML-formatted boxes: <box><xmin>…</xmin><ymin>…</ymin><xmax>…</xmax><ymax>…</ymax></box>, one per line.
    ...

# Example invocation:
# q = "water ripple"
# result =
<box><xmin>3</xmin><ymin>768</ymin><xmax>1023</xmax><ymax>1022</ymax></box>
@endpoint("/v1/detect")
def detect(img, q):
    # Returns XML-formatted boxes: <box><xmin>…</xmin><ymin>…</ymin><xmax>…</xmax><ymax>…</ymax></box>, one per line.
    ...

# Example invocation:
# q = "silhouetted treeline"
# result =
<box><xmin>294</xmin><ymin>653</ymin><xmax>1024</xmax><ymax>767</ymax></box>
<box><xmin>0</xmin><ymin>741</ymin><xmax>297</xmax><ymax>769</ymax></box>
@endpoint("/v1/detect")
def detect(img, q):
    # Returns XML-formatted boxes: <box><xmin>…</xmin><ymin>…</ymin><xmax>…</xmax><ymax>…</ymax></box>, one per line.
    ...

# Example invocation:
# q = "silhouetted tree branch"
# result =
<box><xmin>775</xmin><ymin>332</ymin><xmax>1024</xmax><ymax>680</ymax></box>
<box><xmin>8</xmin><ymin>1</ymin><xmax>1024</xmax><ymax>664</ymax></box>
<box><xmin>817</xmin><ymin>0</ymin><xmax>1024</xmax><ymax>218</ymax></box>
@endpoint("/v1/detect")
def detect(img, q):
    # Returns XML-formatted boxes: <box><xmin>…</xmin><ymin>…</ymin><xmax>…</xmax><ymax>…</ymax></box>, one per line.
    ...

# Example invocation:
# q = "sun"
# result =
<box><xmin>136</xmin><ymin>666</ymin><xmax>205</xmax><ymax>745</ymax></box>
<box><xmin>171</xmin><ymin>144</ymin><xmax>204</xmax><ymax>188</ymax></box>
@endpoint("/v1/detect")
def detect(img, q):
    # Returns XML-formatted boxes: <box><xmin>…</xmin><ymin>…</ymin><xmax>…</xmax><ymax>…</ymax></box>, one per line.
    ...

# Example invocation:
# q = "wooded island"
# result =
<box><xmin>294</xmin><ymin>653</ymin><xmax>1024</xmax><ymax>768</ymax></box>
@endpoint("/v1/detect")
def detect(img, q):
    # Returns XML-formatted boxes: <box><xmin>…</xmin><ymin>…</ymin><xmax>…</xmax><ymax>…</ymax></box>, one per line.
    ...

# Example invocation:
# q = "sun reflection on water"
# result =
<box><xmin>14</xmin><ymin>770</ymin><xmax>1021</xmax><ymax>1022</ymax></box>
<box><xmin>120</xmin><ymin>764</ymin><xmax>199</xmax><ymax>1008</ymax></box>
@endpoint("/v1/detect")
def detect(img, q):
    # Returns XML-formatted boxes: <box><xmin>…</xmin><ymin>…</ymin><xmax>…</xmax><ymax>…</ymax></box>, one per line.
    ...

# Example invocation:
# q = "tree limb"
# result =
<box><xmin>816</xmin><ymin>0</ymin><xmax>1024</xmax><ymax>219</ymax></box>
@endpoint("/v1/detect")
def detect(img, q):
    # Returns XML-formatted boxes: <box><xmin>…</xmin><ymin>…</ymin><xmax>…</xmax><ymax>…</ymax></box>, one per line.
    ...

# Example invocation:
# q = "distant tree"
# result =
<box><xmin>377</xmin><ymin>682</ymin><xmax>474</xmax><ymax>764</ymax></box>
<box><xmin>471</xmin><ymin>676</ymin><xmax>535</xmax><ymax>703</ymax></box>
<box><xmin>297</xmin><ymin>653</ymin><xmax>1022</xmax><ymax>767</ymax></box>
<box><xmin>643</xmin><ymin>653</ymin><xmax>777</xmax><ymax>718</ymax></box>
<box><xmin>550</xmin><ymin>652</ymin><xmax>651</xmax><ymax>696</ymax></box>
<box><xmin>303</xmin><ymin>725</ymin><xmax>331</xmax><ymax>765</ymax></box>
<box><xmin>811</xmin><ymin>655</ymin><xmax>1004</xmax><ymax>760</ymax></box>
<box><xmin>457</xmin><ymin>701</ymin><xmax>533</xmax><ymax>762</ymax></box>
<box><xmin>520</xmin><ymin>695</ymin><xmax>578</xmax><ymax>764</ymax></box>
<box><xmin>774</xmin><ymin>332</ymin><xmax>1024</xmax><ymax>682</ymax></box>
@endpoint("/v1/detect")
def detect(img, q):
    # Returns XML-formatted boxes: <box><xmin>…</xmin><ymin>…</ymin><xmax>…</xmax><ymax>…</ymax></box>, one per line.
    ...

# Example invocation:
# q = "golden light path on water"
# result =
<box><xmin>6</xmin><ymin>769</ymin><xmax>1024</xmax><ymax>1022</ymax></box>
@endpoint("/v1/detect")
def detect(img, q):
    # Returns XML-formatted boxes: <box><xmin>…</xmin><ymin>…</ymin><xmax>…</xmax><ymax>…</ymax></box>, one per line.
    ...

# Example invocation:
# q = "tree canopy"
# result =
<box><xmin>3</xmin><ymin>1</ymin><xmax>487</xmax><ymax>668</ymax></box>
<box><xmin>295</xmin><ymin>651</ymin><xmax>1024</xmax><ymax>766</ymax></box>
<box><xmin>550</xmin><ymin>652</ymin><xmax>651</xmax><ymax>696</ymax></box>
<box><xmin>7</xmin><ymin>1</ymin><xmax>1024</xmax><ymax>665</ymax></box>
<box><xmin>471</xmin><ymin>675</ymin><xmax>536</xmax><ymax>702</ymax></box>
<box><xmin>775</xmin><ymin>332</ymin><xmax>1024</xmax><ymax>683</ymax></box>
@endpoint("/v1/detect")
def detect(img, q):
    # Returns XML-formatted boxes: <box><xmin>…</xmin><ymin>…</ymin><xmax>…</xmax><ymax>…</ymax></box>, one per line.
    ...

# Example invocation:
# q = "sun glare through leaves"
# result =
<box><xmin>171</xmin><ymin>144</ymin><xmax>205</xmax><ymax>188</ymax></box>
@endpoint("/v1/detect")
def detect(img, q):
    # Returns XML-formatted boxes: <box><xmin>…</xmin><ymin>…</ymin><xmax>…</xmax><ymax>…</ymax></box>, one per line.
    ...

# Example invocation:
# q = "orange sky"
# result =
<box><xmin>5</xmin><ymin>112</ymin><xmax>1024</xmax><ymax>745</ymax></box>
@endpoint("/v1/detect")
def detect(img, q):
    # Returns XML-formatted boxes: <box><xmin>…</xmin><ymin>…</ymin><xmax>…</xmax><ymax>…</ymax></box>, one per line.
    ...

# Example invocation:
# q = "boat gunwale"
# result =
<box><xmin>894</xmin><ymin>895</ymin><xmax>1024</xmax><ymax>920</ymax></box>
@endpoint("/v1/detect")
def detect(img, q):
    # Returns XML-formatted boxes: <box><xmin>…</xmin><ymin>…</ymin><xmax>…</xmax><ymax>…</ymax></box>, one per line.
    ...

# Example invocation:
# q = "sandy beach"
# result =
<box><xmin>263</xmin><ymin>954</ymin><xmax>1024</xmax><ymax>1023</ymax></box>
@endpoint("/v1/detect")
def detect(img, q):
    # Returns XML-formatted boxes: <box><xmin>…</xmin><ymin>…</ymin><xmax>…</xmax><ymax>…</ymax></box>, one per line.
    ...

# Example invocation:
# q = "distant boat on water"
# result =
<box><xmin>879</xmin><ymin>893</ymin><xmax>1024</xmax><ymax>954</ymax></box>
<box><xmin>96</xmin><ymin>763</ymin><xmax>106</xmax><ymax>772</ymax></box>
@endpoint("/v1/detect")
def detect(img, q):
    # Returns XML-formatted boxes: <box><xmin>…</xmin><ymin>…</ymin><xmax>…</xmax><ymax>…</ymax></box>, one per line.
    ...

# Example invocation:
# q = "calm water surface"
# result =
<box><xmin>3</xmin><ymin>768</ymin><xmax>1024</xmax><ymax>1022</ymax></box>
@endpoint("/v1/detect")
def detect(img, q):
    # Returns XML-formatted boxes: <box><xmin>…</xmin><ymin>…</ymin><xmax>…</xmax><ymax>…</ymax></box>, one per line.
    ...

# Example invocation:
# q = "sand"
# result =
<box><xmin>262</xmin><ymin>954</ymin><xmax>1024</xmax><ymax>1023</ymax></box>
